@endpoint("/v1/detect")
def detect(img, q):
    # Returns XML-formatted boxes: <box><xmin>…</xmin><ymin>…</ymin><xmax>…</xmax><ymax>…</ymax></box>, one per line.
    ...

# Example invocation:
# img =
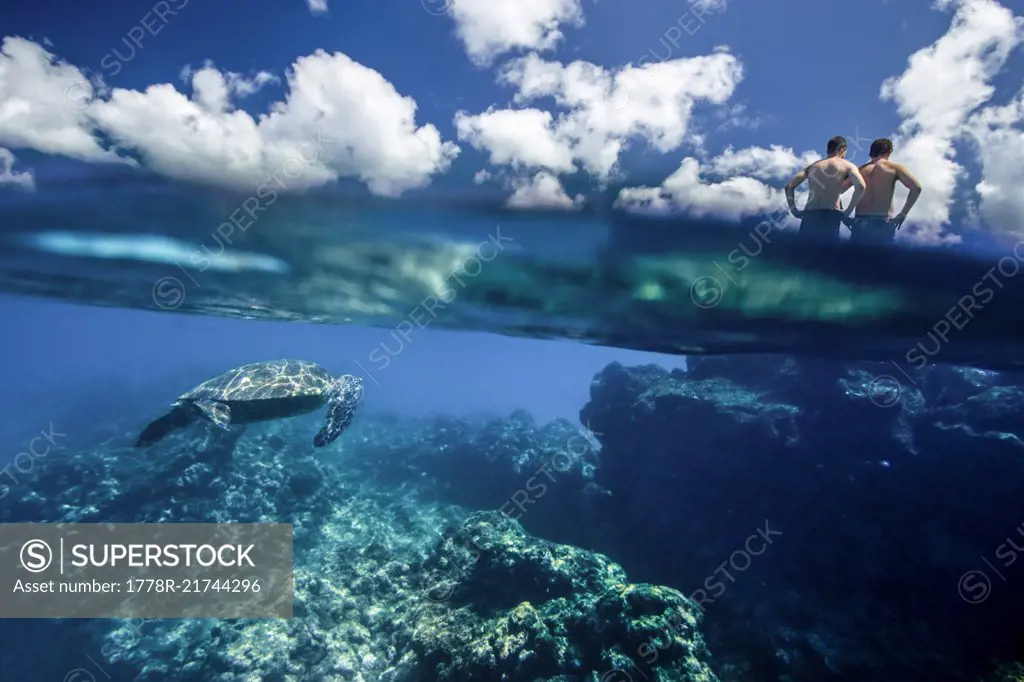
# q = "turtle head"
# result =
<box><xmin>314</xmin><ymin>375</ymin><xmax>364</xmax><ymax>447</ymax></box>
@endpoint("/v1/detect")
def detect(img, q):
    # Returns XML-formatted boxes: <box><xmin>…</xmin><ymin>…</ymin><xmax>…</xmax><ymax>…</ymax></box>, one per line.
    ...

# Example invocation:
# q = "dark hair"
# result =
<box><xmin>869</xmin><ymin>138</ymin><xmax>893</xmax><ymax>158</ymax></box>
<box><xmin>826</xmin><ymin>136</ymin><xmax>847</xmax><ymax>155</ymax></box>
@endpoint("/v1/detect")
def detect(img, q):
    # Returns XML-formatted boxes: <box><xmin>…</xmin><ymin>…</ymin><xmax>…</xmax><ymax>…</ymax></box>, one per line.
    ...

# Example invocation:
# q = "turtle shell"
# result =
<box><xmin>180</xmin><ymin>359</ymin><xmax>333</xmax><ymax>403</ymax></box>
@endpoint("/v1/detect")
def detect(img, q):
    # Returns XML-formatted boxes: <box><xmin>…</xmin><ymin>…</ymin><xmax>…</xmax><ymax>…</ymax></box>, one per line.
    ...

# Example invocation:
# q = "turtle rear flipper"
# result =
<box><xmin>313</xmin><ymin>375</ymin><xmax>364</xmax><ymax>447</ymax></box>
<box><xmin>135</xmin><ymin>407</ymin><xmax>196</xmax><ymax>447</ymax></box>
<box><xmin>194</xmin><ymin>399</ymin><xmax>232</xmax><ymax>430</ymax></box>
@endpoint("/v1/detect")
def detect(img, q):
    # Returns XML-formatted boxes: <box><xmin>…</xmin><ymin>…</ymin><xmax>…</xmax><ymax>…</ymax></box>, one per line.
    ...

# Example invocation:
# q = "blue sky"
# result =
<box><xmin>0</xmin><ymin>0</ymin><xmax>1022</xmax><ymax>245</ymax></box>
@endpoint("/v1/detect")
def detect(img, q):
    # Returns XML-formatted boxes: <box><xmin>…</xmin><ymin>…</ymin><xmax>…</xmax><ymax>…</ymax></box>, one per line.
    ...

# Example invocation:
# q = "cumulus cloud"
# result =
<box><xmin>446</xmin><ymin>0</ymin><xmax>584</xmax><ymax>67</ymax></box>
<box><xmin>704</xmin><ymin>144</ymin><xmax>817</xmax><ymax>182</ymax></box>
<box><xmin>506</xmin><ymin>171</ymin><xmax>582</xmax><ymax>209</ymax></box>
<box><xmin>454</xmin><ymin>50</ymin><xmax>743</xmax><ymax>205</ymax></box>
<box><xmin>0</xmin><ymin>37</ymin><xmax>459</xmax><ymax>197</ymax></box>
<box><xmin>964</xmin><ymin>87</ymin><xmax>1024</xmax><ymax>238</ymax></box>
<box><xmin>877</xmin><ymin>0</ymin><xmax>1024</xmax><ymax>243</ymax></box>
<box><xmin>454</xmin><ymin>107</ymin><xmax>574</xmax><ymax>173</ymax></box>
<box><xmin>615</xmin><ymin>157</ymin><xmax>797</xmax><ymax>222</ymax></box>
<box><xmin>501</xmin><ymin>52</ymin><xmax>742</xmax><ymax>178</ymax></box>
<box><xmin>307</xmin><ymin>0</ymin><xmax>328</xmax><ymax>14</ymax></box>
<box><xmin>613</xmin><ymin>143</ymin><xmax>826</xmax><ymax>222</ymax></box>
<box><xmin>0</xmin><ymin>147</ymin><xmax>34</xmax><ymax>190</ymax></box>
<box><xmin>0</xmin><ymin>37</ymin><xmax>123</xmax><ymax>163</ymax></box>
<box><xmin>179</xmin><ymin>63</ymin><xmax>279</xmax><ymax>100</ymax></box>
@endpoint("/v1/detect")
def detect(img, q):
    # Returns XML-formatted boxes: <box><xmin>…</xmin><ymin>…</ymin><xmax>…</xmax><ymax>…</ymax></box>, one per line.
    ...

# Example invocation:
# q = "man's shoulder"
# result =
<box><xmin>842</xmin><ymin>158</ymin><xmax>863</xmax><ymax>174</ymax></box>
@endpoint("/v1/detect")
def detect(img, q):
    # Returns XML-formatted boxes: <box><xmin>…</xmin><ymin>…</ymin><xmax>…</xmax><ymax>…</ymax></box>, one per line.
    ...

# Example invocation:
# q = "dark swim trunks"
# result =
<box><xmin>797</xmin><ymin>209</ymin><xmax>843</xmax><ymax>242</ymax></box>
<box><xmin>847</xmin><ymin>215</ymin><xmax>896</xmax><ymax>245</ymax></box>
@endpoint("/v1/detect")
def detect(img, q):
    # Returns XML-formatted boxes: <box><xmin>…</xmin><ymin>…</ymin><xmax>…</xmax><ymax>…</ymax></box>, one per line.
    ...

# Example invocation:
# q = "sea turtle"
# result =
<box><xmin>135</xmin><ymin>359</ymin><xmax>364</xmax><ymax>448</ymax></box>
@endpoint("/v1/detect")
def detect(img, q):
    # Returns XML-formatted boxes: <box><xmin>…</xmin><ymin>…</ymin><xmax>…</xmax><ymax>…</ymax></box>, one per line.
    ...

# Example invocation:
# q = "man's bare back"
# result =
<box><xmin>803</xmin><ymin>157</ymin><xmax>863</xmax><ymax>211</ymax></box>
<box><xmin>841</xmin><ymin>138</ymin><xmax>923</xmax><ymax>244</ymax></box>
<box><xmin>856</xmin><ymin>159</ymin><xmax>918</xmax><ymax>217</ymax></box>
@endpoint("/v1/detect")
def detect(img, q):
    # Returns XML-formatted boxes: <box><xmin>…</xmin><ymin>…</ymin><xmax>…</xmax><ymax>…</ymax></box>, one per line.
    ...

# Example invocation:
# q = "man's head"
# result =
<box><xmin>869</xmin><ymin>138</ymin><xmax>894</xmax><ymax>159</ymax></box>
<box><xmin>826</xmin><ymin>136</ymin><xmax>848</xmax><ymax>158</ymax></box>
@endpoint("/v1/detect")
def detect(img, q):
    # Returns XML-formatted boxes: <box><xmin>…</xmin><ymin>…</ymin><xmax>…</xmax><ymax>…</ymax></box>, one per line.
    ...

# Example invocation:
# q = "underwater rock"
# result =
<box><xmin>82</xmin><ymin>505</ymin><xmax>720</xmax><ymax>682</ymax></box>
<box><xmin>578</xmin><ymin>354</ymin><xmax>1024</xmax><ymax>682</ymax></box>
<box><xmin>685</xmin><ymin>354</ymin><xmax>800</xmax><ymax>391</ymax></box>
<box><xmin>410</xmin><ymin>511</ymin><xmax>718</xmax><ymax>682</ymax></box>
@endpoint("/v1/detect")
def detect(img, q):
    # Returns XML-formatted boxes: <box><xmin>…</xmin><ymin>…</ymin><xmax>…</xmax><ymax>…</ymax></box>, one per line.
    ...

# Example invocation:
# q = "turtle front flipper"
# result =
<box><xmin>313</xmin><ymin>375</ymin><xmax>364</xmax><ymax>447</ymax></box>
<box><xmin>194</xmin><ymin>399</ymin><xmax>232</xmax><ymax>430</ymax></box>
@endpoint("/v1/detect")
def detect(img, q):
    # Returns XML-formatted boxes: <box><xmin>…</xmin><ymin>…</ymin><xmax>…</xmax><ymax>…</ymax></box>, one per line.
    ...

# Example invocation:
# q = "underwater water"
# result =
<box><xmin>2</xmin><ymin>189</ymin><xmax>1024</xmax><ymax>682</ymax></box>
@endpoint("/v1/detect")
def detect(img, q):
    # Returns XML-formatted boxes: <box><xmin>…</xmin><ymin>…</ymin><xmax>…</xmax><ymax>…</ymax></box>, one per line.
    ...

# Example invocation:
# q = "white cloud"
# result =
<box><xmin>307</xmin><ymin>0</ymin><xmax>328</xmax><ymax>14</ymax></box>
<box><xmin>502</xmin><ymin>52</ymin><xmax>742</xmax><ymax>179</ymax></box>
<box><xmin>455</xmin><ymin>51</ymin><xmax>742</xmax><ymax>189</ymax></box>
<box><xmin>690</xmin><ymin>0</ymin><xmax>728</xmax><ymax>14</ymax></box>
<box><xmin>228</xmin><ymin>71</ymin><xmax>277</xmax><ymax>96</ymax></box>
<box><xmin>704</xmin><ymin>144</ymin><xmax>817</xmax><ymax>182</ymax></box>
<box><xmin>454</xmin><ymin>107</ymin><xmax>574</xmax><ymax>173</ymax></box>
<box><xmin>0</xmin><ymin>38</ymin><xmax>459</xmax><ymax>197</ymax></box>
<box><xmin>605</xmin><ymin>133</ymin><xmax>804</xmax><ymax>229</ymax></box>
<box><xmin>180</xmin><ymin>63</ymin><xmax>279</xmax><ymax>101</ymax></box>
<box><xmin>615</xmin><ymin>157</ymin><xmax>797</xmax><ymax>222</ymax></box>
<box><xmin>0</xmin><ymin>147</ymin><xmax>34</xmax><ymax>190</ymax></box>
<box><xmin>614</xmin><ymin>146</ymin><xmax>815</xmax><ymax>221</ymax></box>
<box><xmin>473</xmin><ymin>169</ymin><xmax>491</xmax><ymax>184</ymax></box>
<box><xmin>447</xmin><ymin>0</ymin><xmax>584</xmax><ymax>67</ymax></box>
<box><xmin>0</xmin><ymin>37</ymin><xmax>123</xmax><ymax>163</ymax></box>
<box><xmin>506</xmin><ymin>170</ymin><xmax>582</xmax><ymax>209</ymax></box>
<box><xmin>878</xmin><ymin>0</ymin><xmax>1024</xmax><ymax>243</ymax></box>
<box><xmin>964</xmin><ymin>87</ymin><xmax>1024</xmax><ymax>238</ymax></box>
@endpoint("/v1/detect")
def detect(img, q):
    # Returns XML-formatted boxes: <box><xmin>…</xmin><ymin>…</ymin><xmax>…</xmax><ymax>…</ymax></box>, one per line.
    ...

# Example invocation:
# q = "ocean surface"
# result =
<box><xmin>1</xmin><ymin>183</ymin><xmax>1024</xmax><ymax>682</ymax></box>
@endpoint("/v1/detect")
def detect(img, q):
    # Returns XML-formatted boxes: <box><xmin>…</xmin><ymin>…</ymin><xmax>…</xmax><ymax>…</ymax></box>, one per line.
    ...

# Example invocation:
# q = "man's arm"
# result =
<box><xmin>784</xmin><ymin>166</ymin><xmax>809</xmax><ymax>217</ymax></box>
<box><xmin>890</xmin><ymin>163</ymin><xmax>922</xmax><ymax>228</ymax></box>
<box><xmin>842</xmin><ymin>162</ymin><xmax>866</xmax><ymax>216</ymax></box>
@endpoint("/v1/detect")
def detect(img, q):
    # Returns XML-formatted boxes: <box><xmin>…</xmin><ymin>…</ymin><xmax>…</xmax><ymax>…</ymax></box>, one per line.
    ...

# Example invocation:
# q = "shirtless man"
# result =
<box><xmin>784</xmin><ymin>136</ymin><xmax>866</xmax><ymax>242</ymax></box>
<box><xmin>844</xmin><ymin>138</ymin><xmax>922</xmax><ymax>245</ymax></box>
